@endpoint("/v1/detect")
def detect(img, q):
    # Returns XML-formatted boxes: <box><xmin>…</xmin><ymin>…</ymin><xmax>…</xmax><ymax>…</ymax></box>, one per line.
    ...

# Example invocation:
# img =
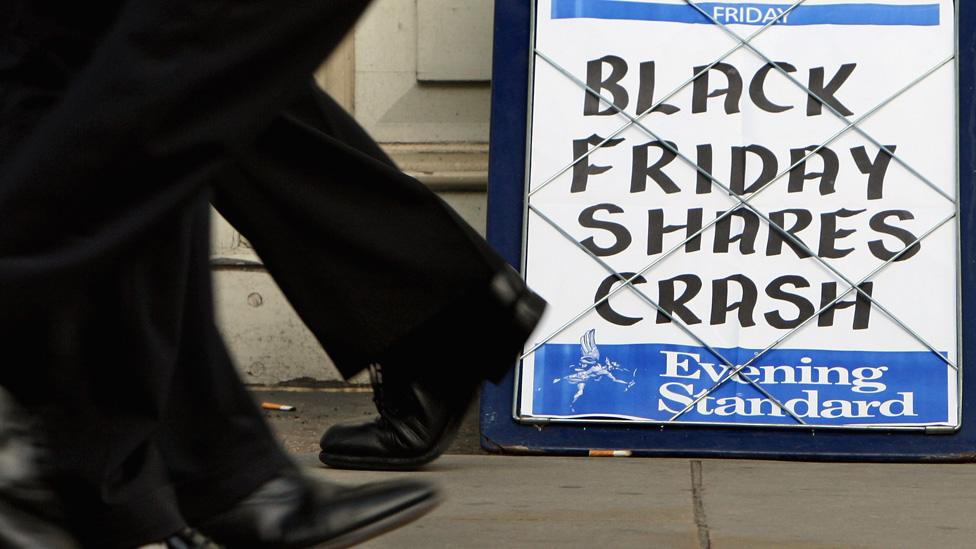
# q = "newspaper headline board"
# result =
<box><xmin>517</xmin><ymin>0</ymin><xmax>959</xmax><ymax>429</ymax></box>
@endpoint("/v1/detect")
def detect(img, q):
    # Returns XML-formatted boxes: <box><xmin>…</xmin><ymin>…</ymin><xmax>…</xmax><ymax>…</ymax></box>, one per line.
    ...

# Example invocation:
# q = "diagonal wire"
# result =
<box><xmin>527</xmin><ymin>0</ymin><xmax>809</xmax><ymax>199</ymax></box>
<box><xmin>684</xmin><ymin>0</ymin><xmax>955</xmax><ymax>204</ymax></box>
<box><xmin>526</xmin><ymin>50</ymin><xmax>957</xmax><ymax>372</ymax></box>
<box><xmin>663</xmin><ymin>7</ymin><xmax>963</xmax><ymax>367</ymax></box>
<box><xmin>521</xmin><ymin>53</ymin><xmax>950</xmax><ymax>359</ymax></box>
<box><xmin>668</xmin><ymin>213</ymin><xmax>956</xmax><ymax>421</ymax></box>
<box><xmin>528</xmin><ymin>204</ymin><xmax>806</xmax><ymax>423</ymax></box>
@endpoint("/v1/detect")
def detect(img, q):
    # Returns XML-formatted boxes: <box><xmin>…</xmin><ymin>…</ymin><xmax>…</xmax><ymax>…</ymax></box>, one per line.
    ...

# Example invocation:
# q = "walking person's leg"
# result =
<box><xmin>211</xmin><ymin>83</ymin><xmax>547</xmax><ymax>470</ymax></box>
<box><xmin>0</xmin><ymin>1</ymin><xmax>440</xmax><ymax>546</ymax></box>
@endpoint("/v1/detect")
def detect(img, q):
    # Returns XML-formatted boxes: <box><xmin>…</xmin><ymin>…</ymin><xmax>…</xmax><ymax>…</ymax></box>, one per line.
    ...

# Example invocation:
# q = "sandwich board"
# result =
<box><xmin>482</xmin><ymin>0</ymin><xmax>976</xmax><ymax>460</ymax></box>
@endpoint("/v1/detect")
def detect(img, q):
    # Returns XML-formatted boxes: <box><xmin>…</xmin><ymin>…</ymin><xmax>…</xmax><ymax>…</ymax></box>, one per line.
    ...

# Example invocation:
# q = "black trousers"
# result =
<box><xmin>0</xmin><ymin>1</ymin><xmax>507</xmax><ymax>547</ymax></box>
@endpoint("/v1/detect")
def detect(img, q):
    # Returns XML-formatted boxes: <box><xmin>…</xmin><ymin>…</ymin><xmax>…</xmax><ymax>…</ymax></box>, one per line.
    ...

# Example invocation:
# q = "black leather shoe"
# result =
<box><xmin>319</xmin><ymin>363</ymin><xmax>473</xmax><ymax>470</ymax></box>
<box><xmin>196</xmin><ymin>471</ymin><xmax>440</xmax><ymax>549</ymax></box>
<box><xmin>319</xmin><ymin>268</ymin><xmax>546</xmax><ymax>470</ymax></box>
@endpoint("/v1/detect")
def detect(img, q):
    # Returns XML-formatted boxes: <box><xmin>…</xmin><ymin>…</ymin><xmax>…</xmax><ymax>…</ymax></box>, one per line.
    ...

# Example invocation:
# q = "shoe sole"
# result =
<box><xmin>314</xmin><ymin>489</ymin><xmax>443</xmax><ymax>549</ymax></box>
<box><xmin>318</xmin><ymin>449</ymin><xmax>439</xmax><ymax>471</ymax></box>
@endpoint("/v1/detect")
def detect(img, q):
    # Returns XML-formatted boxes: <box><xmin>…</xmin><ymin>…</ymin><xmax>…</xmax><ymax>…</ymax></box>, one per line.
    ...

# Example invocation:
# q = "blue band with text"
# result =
<box><xmin>551</xmin><ymin>1</ymin><xmax>940</xmax><ymax>27</ymax></box>
<box><xmin>532</xmin><ymin>342</ymin><xmax>950</xmax><ymax>425</ymax></box>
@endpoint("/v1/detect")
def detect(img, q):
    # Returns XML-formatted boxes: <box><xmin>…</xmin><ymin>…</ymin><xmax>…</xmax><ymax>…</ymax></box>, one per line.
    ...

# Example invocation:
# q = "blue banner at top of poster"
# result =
<box><xmin>532</xmin><ymin>335</ymin><xmax>950</xmax><ymax>425</ymax></box>
<box><xmin>550</xmin><ymin>0</ymin><xmax>940</xmax><ymax>27</ymax></box>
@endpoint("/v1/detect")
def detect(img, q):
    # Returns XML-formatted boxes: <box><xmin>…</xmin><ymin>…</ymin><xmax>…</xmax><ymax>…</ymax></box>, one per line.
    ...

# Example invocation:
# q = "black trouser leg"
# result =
<box><xmin>3</xmin><ymin>194</ymin><xmax>265</xmax><ymax>547</ymax></box>
<box><xmin>155</xmin><ymin>197</ymin><xmax>294</xmax><ymax>527</ymax></box>
<box><xmin>0</xmin><ymin>1</ymin><xmax>373</xmax><ymax>546</ymax></box>
<box><xmin>0</xmin><ymin>0</ymin><xmax>374</xmax><ymax>304</ymax></box>
<box><xmin>212</xmin><ymin>84</ymin><xmax>509</xmax><ymax>378</ymax></box>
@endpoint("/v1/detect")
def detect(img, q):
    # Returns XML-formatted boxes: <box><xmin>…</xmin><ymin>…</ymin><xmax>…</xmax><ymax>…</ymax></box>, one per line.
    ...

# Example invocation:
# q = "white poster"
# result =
<box><xmin>520</xmin><ymin>0</ymin><xmax>959</xmax><ymax>427</ymax></box>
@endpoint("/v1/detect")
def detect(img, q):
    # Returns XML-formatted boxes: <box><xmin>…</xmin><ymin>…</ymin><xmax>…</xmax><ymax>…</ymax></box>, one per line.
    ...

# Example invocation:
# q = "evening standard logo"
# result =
<box><xmin>531</xmin><ymin>342</ymin><xmax>948</xmax><ymax>424</ymax></box>
<box><xmin>657</xmin><ymin>350</ymin><xmax>913</xmax><ymax>419</ymax></box>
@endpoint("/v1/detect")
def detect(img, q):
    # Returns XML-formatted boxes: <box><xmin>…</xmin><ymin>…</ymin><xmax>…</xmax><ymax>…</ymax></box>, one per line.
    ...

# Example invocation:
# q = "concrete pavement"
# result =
<box><xmin>254</xmin><ymin>388</ymin><xmax>976</xmax><ymax>548</ymax></box>
<box><xmin>297</xmin><ymin>454</ymin><xmax>976</xmax><ymax>549</ymax></box>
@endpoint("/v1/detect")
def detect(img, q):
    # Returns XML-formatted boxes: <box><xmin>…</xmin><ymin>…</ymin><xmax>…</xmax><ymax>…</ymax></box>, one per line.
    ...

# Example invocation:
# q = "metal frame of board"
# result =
<box><xmin>482</xmin><ymin>0</ymin><xmax>976</xmax><ymax>460</ymax></box>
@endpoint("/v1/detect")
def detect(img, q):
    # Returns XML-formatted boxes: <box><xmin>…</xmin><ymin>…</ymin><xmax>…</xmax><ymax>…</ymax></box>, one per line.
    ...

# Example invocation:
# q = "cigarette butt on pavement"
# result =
<box><xmin>261</xmin><ymin>402</ymin><xmax>296</xmax><ymax>411</ymax></box>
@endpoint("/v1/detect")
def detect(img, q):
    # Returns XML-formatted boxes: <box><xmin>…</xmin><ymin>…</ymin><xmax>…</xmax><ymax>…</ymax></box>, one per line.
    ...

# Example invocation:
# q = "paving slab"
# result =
<box><xmin>699</xmin><ymin>459</ymin><xmax>976</xmax><ymax>549</ymax></box>
<box><xmin>298</xmin><ymin>454</ymin><xmax>699</xmax><ymax>548</ymax></box>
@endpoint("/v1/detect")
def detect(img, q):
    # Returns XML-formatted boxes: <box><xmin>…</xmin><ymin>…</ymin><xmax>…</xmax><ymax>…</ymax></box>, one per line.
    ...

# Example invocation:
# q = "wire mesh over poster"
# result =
<box><xmin>515</xmin><ymin>0</ymin><xmax>960</xmax><ymax>430</ymax></box>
